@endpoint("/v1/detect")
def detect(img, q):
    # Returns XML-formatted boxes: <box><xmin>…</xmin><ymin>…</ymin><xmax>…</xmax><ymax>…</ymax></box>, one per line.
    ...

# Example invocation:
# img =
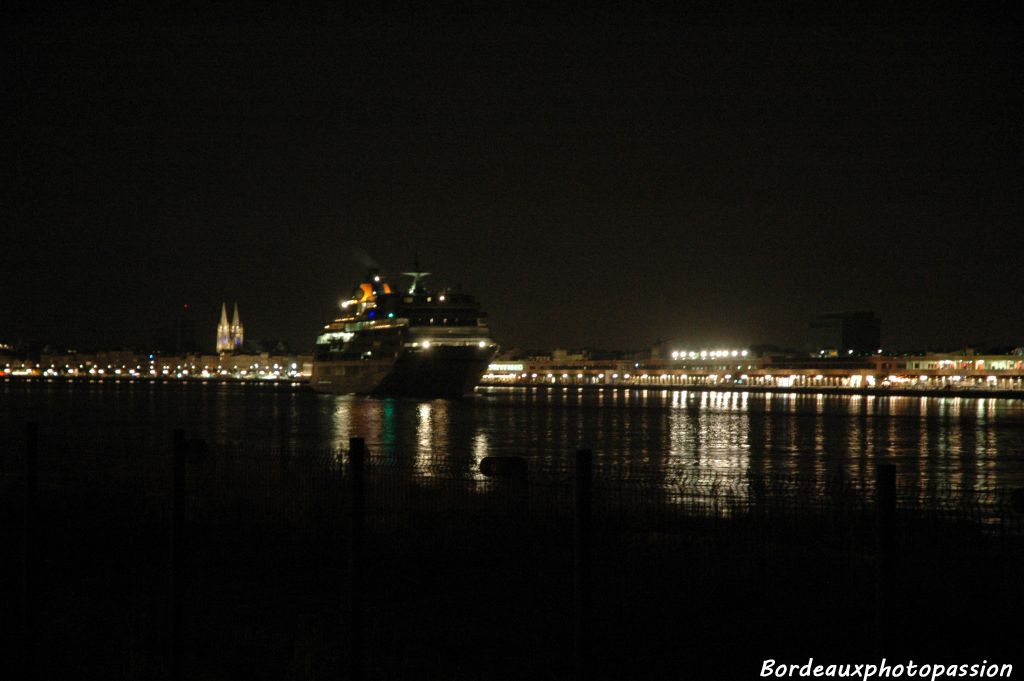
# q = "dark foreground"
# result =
<box><xmin>3</xmin><ymin>428</ymin><xmax>1022</xmax><ymax>680</ymax></box>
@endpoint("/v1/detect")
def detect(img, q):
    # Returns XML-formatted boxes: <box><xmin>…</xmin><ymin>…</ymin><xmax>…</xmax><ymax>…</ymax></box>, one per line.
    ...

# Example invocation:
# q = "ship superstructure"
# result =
<box><xmin>310</xmin><ymin>269</ymin><xmax>497</xmax><ymax>396</ymax></box>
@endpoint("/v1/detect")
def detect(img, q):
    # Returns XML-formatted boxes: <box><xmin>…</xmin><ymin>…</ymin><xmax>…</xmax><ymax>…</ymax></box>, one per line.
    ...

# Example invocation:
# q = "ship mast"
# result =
<box><xmin>401</xmin><ymin>256</ymin><xmax>430</xmax><ymax>294</ymax></box>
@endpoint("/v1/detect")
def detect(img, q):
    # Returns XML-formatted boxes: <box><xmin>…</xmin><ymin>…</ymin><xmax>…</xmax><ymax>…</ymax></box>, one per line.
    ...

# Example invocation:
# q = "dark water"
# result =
<box><xmin>4</xmin><ymin>379</ymin><xmax>1024</xmax><ymax>680</ymax></box>
<box><xmin>4</xmin><ymin>379</ymin><xmax>1024</xmax><ymax>491</ymax></box>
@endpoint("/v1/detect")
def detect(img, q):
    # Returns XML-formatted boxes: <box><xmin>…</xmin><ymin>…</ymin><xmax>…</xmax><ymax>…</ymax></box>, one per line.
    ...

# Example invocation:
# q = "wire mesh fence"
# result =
<box><xmin>3</xmin><ymin>425</ymin><xmax>1023</xmax><ymax>680</ymax></box>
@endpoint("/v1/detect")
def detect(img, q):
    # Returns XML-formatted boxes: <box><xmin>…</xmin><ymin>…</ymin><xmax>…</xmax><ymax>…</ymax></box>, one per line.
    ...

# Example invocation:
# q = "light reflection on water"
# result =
<box><xmin>3</xmin><ymin>381</ymin><xmax>1024</xmax><ymax>493</ymax></box>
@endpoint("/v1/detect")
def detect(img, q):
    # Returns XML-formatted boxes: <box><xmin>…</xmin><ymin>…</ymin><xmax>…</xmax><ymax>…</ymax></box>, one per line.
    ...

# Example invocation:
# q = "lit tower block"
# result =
<box><xmin>216</xmin><ymin>303</ymin><xmax>232</xmax><ymax>353</ymax></box>
<box><xmin>230</xmin><ymin>303</ymin><xmax>244</xmax><ymax>351</ymax></box>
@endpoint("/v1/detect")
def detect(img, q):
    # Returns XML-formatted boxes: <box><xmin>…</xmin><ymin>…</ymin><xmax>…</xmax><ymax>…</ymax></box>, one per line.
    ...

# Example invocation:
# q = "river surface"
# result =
<box><xmin>3</xmin><ymin>379</ymin><xmax>1024</xmax><ymax>492</ymax></box>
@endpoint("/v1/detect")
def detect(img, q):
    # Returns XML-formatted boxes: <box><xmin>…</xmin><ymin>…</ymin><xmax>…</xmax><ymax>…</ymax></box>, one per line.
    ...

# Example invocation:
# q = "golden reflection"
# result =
<box><xmin>983</xmin><ymin>398</ymin><xmax>997</xmax><ymax>456</ymax></box>
<box><xmin>974</xmin><ymin>399</ymin><xmax>997</xmax><ymax>489</ymax></box>
<box><xmin>416</xmin><ymin>401</ymin><xmax>433</xmax><ymax>462</ymax></box>
<box><xmin>918</xmin><ymin>399</ymin><xmax>930</xmax><ymax>462</ymax></box>
<box><xmin>665</xmin><ymin>392</ymin><xmax>751</xmax><ymax>510</ymax></box>
<box><xmin>329</xmin><ymin>396</ymin><xmax>353</xmax><ymax>450</ymax></box>
<box><xmin>471</xmin><ymin>428</ymin><xmax>487</xmax><ymax>458</ymax></box>
<box><xmin>471</xmin><ymin>431</ymin><xmax>490</xmax><ymax>482</ymax></box>
<box><xmin>413</xmin><ymin>400</ymin><xmax>449</xmax><ymax>477</ymax></box>
<box><xmin>318</xmin><ymin>387</ymin><xmax>1023</xmax><ymax>509</ymax></box>
<box><xmin>950</xmin><ymin>397</ymin><xmax>962</xmax><ymax>417</ymax></box>
<box><xmin>330</xmin><ymin>396</ymin><xmax>385</xmax><ymax>456</ymax></box>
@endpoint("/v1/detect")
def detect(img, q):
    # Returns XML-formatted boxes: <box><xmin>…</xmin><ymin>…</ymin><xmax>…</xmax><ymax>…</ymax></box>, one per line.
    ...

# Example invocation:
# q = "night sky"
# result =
<box><xmin>4</xmin><ymin>3</ymin><xmax>1022</xmax><ymax>353</ymax></box>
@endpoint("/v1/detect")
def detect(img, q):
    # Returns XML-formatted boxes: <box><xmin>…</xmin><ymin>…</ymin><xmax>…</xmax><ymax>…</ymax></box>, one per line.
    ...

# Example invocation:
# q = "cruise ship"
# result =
<box><xmin>310</xmin><ymin>269</ymin><xmax>498</xmax><ymax>396</ymax></box>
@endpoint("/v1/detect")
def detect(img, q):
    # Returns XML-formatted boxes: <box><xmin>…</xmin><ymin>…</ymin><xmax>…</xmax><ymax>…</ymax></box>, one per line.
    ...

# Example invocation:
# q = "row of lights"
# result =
<box><xmin>32</xmin><ymin>361</ymin><xmax>302</xmax><ymax>380</ymax></box>
<box><xmin>342</xmin><ymin>291</ymin><xmax>448</xmax><ymax>309</ymax></box>
<box><xmin>672</xmin><ymin>349</ymin><xmax>749</xmax><ymax>360</ymax></box>
<box><xmin>412</xmin><ymin>340</ymin><xmax>489</xmax><ymax>349</ymax></box>
<box><xmin>819</xmin><ymin>349</ymin><xmax>885</xmax><ymax>355</ymax></box>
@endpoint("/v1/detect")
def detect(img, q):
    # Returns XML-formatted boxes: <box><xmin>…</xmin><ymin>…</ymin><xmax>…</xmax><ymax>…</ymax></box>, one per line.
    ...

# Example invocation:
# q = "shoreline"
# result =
<box><xmin>5</xmin><ymin>375</ymin><xmax>1023</xmax><ymax>400</ymax></box>
<box><xmin>478</xmin><ymin>381</ymin><xmax>1024</xmax><ymax>400</ymax></box>
<box><xmin>2</xmin><ymin>374</ymin><xmax>310</xmax><ymax>389</ymax></box>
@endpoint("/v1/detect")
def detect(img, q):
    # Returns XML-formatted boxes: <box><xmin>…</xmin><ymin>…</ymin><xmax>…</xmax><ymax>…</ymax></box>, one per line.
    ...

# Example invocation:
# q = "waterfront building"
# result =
<box><xmin>810</xmin><ymin>311</ymin><xmax>881</xmax><ymax>356</ymax></box>
<box><xmin>213</xmin><ymin>351</ymin><xmax>313</xmax><ymax>378</ymax></box>
<box><xmin>482</xmin><ymin>348</ymin><xmax>1024</xmax><ymax>392</ymax></box>
<box><xmin>94</xmin><ymin>349</ymin><xmax>143</xmax><ymax>368</ymax></box>
<box><xmin>1</xmin><ymin>359</ymin><xmax>36</xmax><ymax>375</ymax></box>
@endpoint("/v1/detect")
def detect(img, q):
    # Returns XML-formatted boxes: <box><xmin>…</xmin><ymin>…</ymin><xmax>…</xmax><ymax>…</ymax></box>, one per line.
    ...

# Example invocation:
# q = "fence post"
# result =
<box><xmin>875</xmin><ymin>463</ymin><xmax>896</xmax><ymax>655</ymax></box>
<box><xmin>170</xmin><ymin>429</ymin><xmax>186</xmax><ymax>681</ymax></box>
<box><xmin>348</xmin><ymin>437</ymin><xmax>366</xmax><ymax>681</ymax></box>
<box><xmin>23</xmin><ymin>422</ymin><xmax>38</xmax><ymax>681</ymax></box>
<box><xmin>574</xmin><ymin>448</ymin><xmax>593</xmax><ymax>681</ymax></box>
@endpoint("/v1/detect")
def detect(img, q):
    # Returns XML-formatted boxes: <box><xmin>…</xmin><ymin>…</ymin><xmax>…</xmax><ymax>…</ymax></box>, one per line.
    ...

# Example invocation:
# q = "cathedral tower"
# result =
<box><xmin>230</xmin><ymin>303</ymin><xmax>244</xmax><ymax>351</ymax></box>
<box><xmin>216</xmin><ymin>303</ymin><xmax>232</xmax><ymax>352</ymax></box>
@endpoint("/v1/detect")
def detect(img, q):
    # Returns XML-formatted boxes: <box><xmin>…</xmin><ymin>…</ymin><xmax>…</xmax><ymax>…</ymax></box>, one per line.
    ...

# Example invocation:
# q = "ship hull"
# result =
<box><xmin>311</xmin><ymin>345</ymin><xmax>495</xmax><ymax>397</ymax></box>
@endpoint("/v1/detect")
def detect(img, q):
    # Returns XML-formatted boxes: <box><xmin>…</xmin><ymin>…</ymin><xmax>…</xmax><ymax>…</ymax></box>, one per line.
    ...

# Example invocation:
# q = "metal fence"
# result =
<box><xmin>3</xmin><ymin>424</ymin><xmax>1023</xmax><ymax>680</ymax></box>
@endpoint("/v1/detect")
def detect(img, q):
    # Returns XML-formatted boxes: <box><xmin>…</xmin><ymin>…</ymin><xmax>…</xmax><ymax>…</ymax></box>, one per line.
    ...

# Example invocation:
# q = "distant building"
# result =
<box><xmin>552</xmin><ymin>348</ymin><xmax>587</xmax><ymax>362</ymax></box>
<box><xmin>39</xmin><ymin>348</ymin><xmax>78</xmax><ymax>368</ymax></box>
<box><xmin>175</xmin><ymin>304</ymin><xmax>199</xmax><ymax>354</ymax></box>
<box><xmin>216</xmin><ymin>302</ymin><xmax>245</xmax><ymax>353</ymax></box>
<box><xmin>809</xmin><ymin>311</ymin><xmax>881</xmax><ymax>356</ymax></box>
<box><xmin>243</xmin><ymin>339</ymin><xmax>293</xmax><ymax>355</ymax></box>
<box><xmin>95</xmin><ymin>349</ymin><xmax>143</xmax><ymax>368</ymax></box>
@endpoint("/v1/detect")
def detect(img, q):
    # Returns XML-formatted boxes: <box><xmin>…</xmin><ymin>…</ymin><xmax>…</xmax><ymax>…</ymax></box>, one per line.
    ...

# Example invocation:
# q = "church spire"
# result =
<box><xmin>216</xmin><ymin>302</ymin><xmax>231</xmax><ymax>352</ymax></box>
<box><xmin>230</xmin><ymin>302</ymin><xmax>244</xmax><ymax>350</ymax></box>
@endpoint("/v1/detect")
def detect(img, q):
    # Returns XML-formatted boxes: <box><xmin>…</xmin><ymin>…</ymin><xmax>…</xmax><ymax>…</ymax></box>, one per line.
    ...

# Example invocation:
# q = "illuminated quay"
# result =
<box><xmin>1</xmin><ymin>305</ymin><xmax>312</xmax><ymax>383</ymax></box>
<box><xmin>2</xmin><ymin>351</ymin><xmax>312</xmax><ymax>383</ymax></box>
<box><xmin>482</xmin><ymin>348</ymin><xmax>1024</xmax><ymax>395</ymax></box>
<box><xmin>8</xmin><ymin>347</ymin><xmax>1024</xmax><ymax>396</ymax></box>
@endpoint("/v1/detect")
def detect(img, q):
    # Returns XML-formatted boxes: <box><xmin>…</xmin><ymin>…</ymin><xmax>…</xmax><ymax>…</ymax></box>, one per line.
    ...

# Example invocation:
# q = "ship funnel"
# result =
<box><xmin>401</xmin><ymin>270</ymin><xmax>431</xmax><ymax>294</ymax></box>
